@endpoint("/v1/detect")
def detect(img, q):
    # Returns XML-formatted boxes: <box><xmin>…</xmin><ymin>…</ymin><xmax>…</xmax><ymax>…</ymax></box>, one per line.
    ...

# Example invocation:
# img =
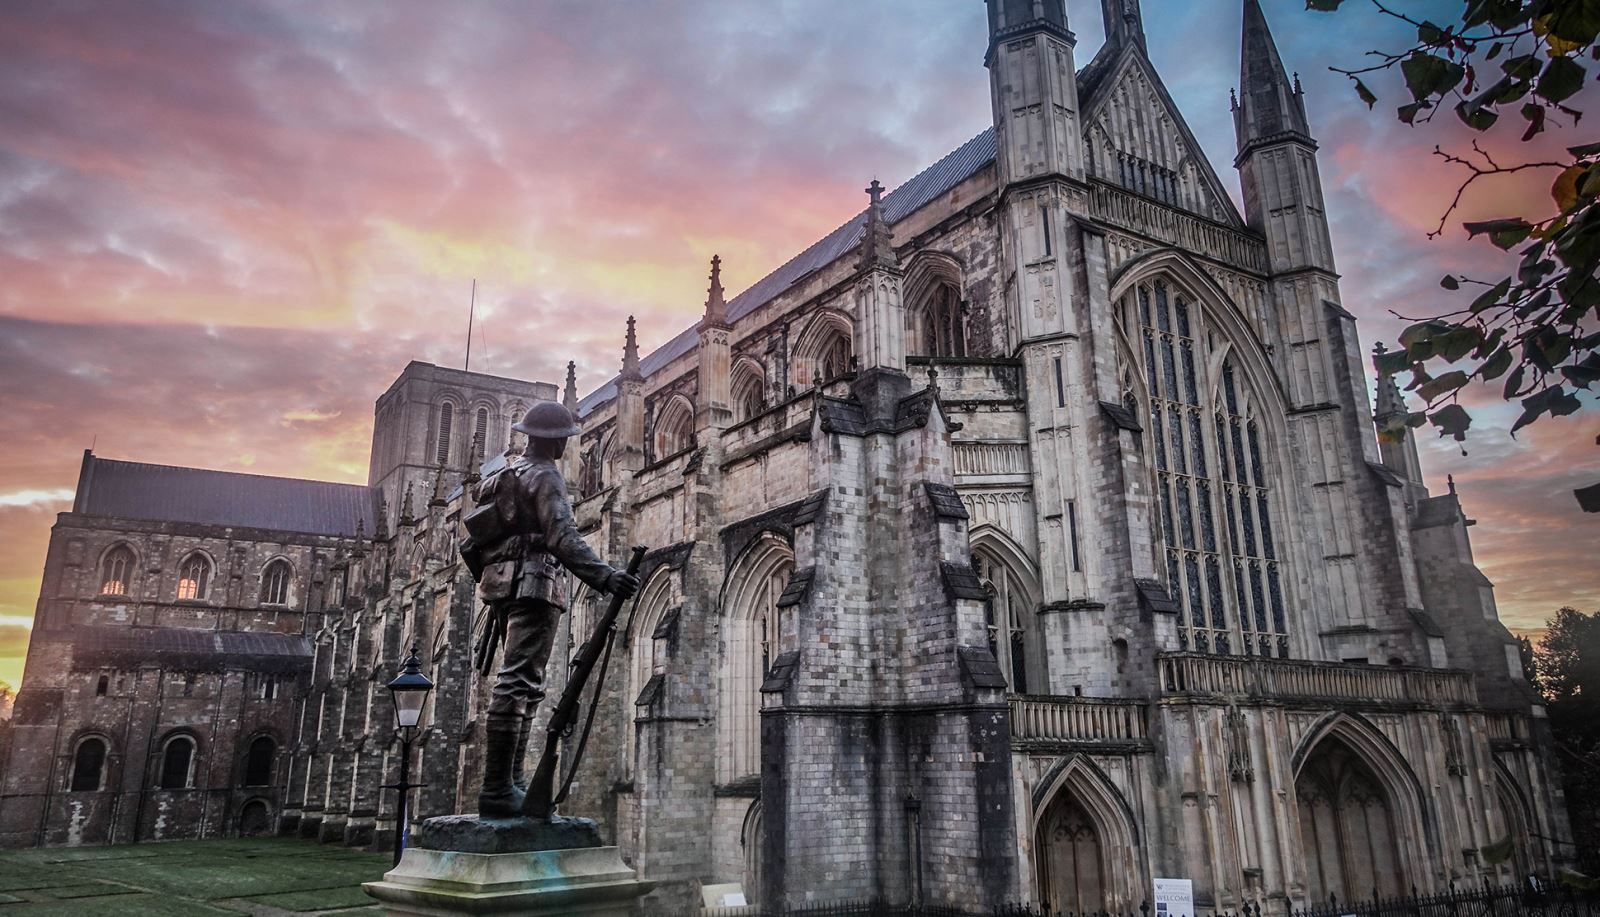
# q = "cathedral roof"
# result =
<box><xmin>577</xmin><ymin>128</ymin><xmax>999</xmax><ymax>416</ymax></box>
<box><xmin>43</xmin><ymin>625</ymin><xmax>313</xmax><ymax>672</ymax></box>
<box><xmin>73</xmin><ymin>452</ymin><xmax>377</xmax><ymax>537</ymax></box>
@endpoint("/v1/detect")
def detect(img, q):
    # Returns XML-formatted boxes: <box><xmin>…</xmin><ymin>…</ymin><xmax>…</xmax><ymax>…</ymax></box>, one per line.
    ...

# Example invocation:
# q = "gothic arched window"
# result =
<box><xmin>70</xmin><ymin>737</ymin><xmax>108</xmax><ymax>792</ymax></box>
<box><xmin>818</xmin><ymin>333</ymin><xmax>851</xmax><ymax>384</ymax></box>
<box><xmin>435</xmin><ymin>402</ymin><xmax>455</xmax><ymax>466</ymax></box>
<box><xmin>260</xmin><ymin>560</ymin><xmax>292</xmax><ymax>606</ymax></box>
<box><xmin>719</xmin><ymin>535</ymin><xmax>794</xmax><ymax>782</ymax></box>
<box><xmin>99</xmin><ymin>544</ymin><xmax>135</xmax><ymax>596</ymax></box>
<box><xmin>731</xmin><ymin>360</ymin><xmax>768</xmax><ymax>423</ymax></box>
<box><xmin>652</xmin><ymin>397</ymin><xmax>694</xmax><ymax>461</ymax></box>
<box><xmin>625</xmin><ymin>573</ymin><xmax>675</xmax><ymax>779</ymax></box>
<box><xmin>915</xmin><ymin>282</ymin><xmax>967</xmax><ymax>358</ymax></box>
<box><xmin>1121</xmin><ymin>276</ymin><xmax>1288</xmax><ymax>656</ymax></box>
<box><xmin>1295</xmin><ymin>738</ymin><xmax>1406</xmax><ymax>903</ymax></box>
<box><xmin>158</xmin><ymin>734</ymin><xmax>196</xmax><ymax>790</ymax></box>
<box><xmin>974</xmin><ymin>546</ymin><xmax>1033</xmax><ymax>693</ymax></box>
<box><xmin>177</xmin><ymin>552</ymin><xmax>211</xmax><ymax>601</ymax></box>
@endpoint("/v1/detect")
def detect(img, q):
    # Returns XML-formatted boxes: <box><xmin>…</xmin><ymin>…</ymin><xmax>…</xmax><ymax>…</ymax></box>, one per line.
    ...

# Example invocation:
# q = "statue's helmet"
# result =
<box><xmin>512</xmin><ymin>401</ymin><xmax>581</xmax><ymax>440</ymax></box>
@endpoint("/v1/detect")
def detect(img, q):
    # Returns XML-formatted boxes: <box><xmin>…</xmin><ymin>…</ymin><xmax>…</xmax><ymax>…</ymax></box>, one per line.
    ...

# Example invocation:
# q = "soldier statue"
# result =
<box><xmin>462</xmin><ymin>400</ymin><xmax>639</xmax><ymax>817</ymax></box>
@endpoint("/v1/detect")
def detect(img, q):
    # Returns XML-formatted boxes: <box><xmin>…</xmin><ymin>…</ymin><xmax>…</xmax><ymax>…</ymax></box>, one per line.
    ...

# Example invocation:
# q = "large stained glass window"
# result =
<box><xmin>1125</xmin><ymin>278</ymin><xmax>1288</xmax><ymax>657</ymax></box>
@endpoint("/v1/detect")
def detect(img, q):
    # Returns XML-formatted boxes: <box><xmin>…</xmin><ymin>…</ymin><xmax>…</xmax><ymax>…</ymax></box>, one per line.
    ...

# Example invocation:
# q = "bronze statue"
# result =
<box><xmin>462</xmin><ymin>400</ymin><xmax>639</xmax><ymax>817</ymax></box>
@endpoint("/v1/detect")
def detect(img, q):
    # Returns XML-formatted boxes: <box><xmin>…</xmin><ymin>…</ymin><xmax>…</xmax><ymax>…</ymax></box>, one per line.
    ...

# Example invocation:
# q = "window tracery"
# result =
<box><xmin>99</xmin><ymin>545</ymin><xmax>135</xmax><ymax>596</ymax></box>
<box><xmin>177</xmin><ymin>552</ymin><xmax>211</xmax><ymax>601</ymax></box>
<box><xmin>1121</xmin><ymin>276</ymin><xmax>1288</xmax><ymax>656</ymax></box>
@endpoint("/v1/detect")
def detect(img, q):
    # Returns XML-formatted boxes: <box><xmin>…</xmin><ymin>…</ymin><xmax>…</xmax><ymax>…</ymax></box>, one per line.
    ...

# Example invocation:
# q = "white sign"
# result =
<box><xmin>1154</xmin><ymin>878</ymin><xmax>1195</xmax><ymax>917</ymax></box>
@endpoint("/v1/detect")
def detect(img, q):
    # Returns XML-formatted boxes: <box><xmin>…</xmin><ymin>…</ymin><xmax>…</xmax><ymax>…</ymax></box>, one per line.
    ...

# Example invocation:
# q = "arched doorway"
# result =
<box><xmin>1295</xmin><ymin>736</ymin><xmax>1407</xmax><ymax>903</ymax></box>
<box><xmin>238</xmin><ymin>799</ymin><xmax>272</xmax><ymax>837</ymax></box>
<box><xmin>1037</xmin><ymin>791</ymin><xmax>1106</xmax><ymax>914</ymax></box>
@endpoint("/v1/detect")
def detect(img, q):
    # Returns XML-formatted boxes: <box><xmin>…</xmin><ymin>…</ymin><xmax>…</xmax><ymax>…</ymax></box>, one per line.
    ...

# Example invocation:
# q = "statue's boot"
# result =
<box><xmin>511</xmin><ymin>714</ymin><xmax>533</xmax><ymax>792</ymax></box>
<box><xmin>478</xmin><ymin>714</ymin><xmax>525</xmax><ymax>817</ymax></box>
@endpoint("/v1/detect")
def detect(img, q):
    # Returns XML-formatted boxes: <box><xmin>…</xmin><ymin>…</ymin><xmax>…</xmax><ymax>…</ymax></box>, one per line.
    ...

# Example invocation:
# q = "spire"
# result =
<box><xmin>1372</xmin><ymin>343</ymin><xmax>1407</xmax><ymax>421</ymax></box>
<box><xmin>1235</xmin><ymin>0</ymin><xmax>1311</xmax><ymax>152</ymax></box>
<box><xmin>400</xmin><ymin>483</ymin><xmax>415</xmax><ymax>526</ymax></box>
<box><xmin>429</xmin><ymin>461</ymin><xmax>448</xmax><ymax>507</ymax></box>
<box><xmin>1101</xmin><ymin>0</ymin><xmax>1145</xmax><ymax>50</ymax></box>
<box><xmin>703</xmin><ymin>255</ymin><xmax>728</xmax><ymax>327</ymax></box>
<box><xmin>562</xmin><ymin>360</ymin><xmax>579</xmax><ymax>411</ymax></box>
<box><xmin>622</xmin><ymin>315</ymin><xmax>642</xmax><ymax>381</ymax></box>
<box><xmin>858</xmin><ymin>180</ymin><xmax>897</xmax><ymax>272</ymax></box>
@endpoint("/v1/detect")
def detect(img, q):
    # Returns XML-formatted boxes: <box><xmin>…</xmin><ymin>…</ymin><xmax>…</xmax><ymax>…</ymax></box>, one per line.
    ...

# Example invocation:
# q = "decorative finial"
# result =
<box><xmin>622</xmin><ymin>315</ymin><xmax>642</xmax><ymax>380</ymax></box>
<box><xmin>1447</xmin><ymin>474</ymin><xmax>1457</xmax><ymax>495</ymax></box>
<box><xmin>430</xmin><ymin>461</ymin><xmax>448</xmax><ymax>507</ymax></box>
<box><xmin>355</xmin><ymin>517</ymin><xmax>365</xmax><ymax>542</ymax></box>
<box><xmin>400</xmin><ymin>482</ymin><xmax>415</xmax><ymax>525</ymax></box>
<box><xmin>859</xmin><ymin>179</ymin><xmax>896</xmax><ymax>271</ymax></box>
<box><xmin>703</xmin><ymin>254</ymin><xmax>727</xmax><ymax>325</ymax></box>
<box><xmin>1230</xmin><ymin>87</ymin><xmax>1239</xmax><ymax>110</ymax></box>
<box><xmin>1293</xmin><ymin>71</ymin><xmax>1303</xmax><ymax>95</ymax></box>
<box><xmin>563</xmin><ymin>361</ymin><xmax>579</xmax><ymax>411</ymax></box>
<box><xmin>1374</xmin><ymin>341</ymin><xmax>1387</xmax><ymax>355</ymax></box>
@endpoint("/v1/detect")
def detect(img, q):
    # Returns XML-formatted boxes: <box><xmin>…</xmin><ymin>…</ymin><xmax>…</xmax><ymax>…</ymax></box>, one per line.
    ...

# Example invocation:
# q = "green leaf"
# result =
<box><xmin>1503</xmin><ymin>55</ymin><xmax>1543</xmax><ymax>81</ymax></box>
<box><xmin>1468</xmin><ymin>277</ymin><xmax>1513</xmax><ymax>313</ymax></box>
<box><xmin>1542</xmin><ymin>1</ymin><xmax>1600</xmax><ymax>47</ymax></box>
<box><xmin>1465</xmin><ymin>219</ymin><xmax>1534</xmax><ymax>249</ymax></box>
<box><xmin>1511</xmin><ymin>385</ymin><xmax>1579</xmax><ymax>435</ymax></box>
<box><xmin>1398</xmin><ymin>101</ymin><xmax>1432</xmax><ymax>124</ymax></box>
<box><xmin>1522</xmin><ymin>102</ymin><xmax>1548</xmax><ymax>141</ymax></box>
<box><xmin>1538</xmin><ymin>56</ymin><xmax>1587</xmax><ymax>105</ymax></box>
<box><xmin>1403</xmin><ymin>52</ymin><xmax>1466</xmax><ymax>100</ymax></box>
<box><xmin>1430</xmin><ymin>403</ymin><xmax>1473</xmax><ymax>440</ymax></box>
<box><xmin>1455</xmin><ymin>98</ymin><xmax>1500</xmax><ymax>130</ymax></box>
<box><xmin>1374</xmin><ymin>348</ymin><xmax>1412</xmax><ymax>376</ymax></box>
<box><xmin>1569</xmin><ymin>140</ymin><xmax>1600</xmax><ymax>157</ymax></box>
<box><xmin>1400</xmin><ymin>320</ymin><xmax>1451</xmax><ymax>352</ymax></box>
<box><xmin>1437</xmin><ymin>327</ymin><xmax>1483</xmax><ymax>363</ymax></box>
<box><xmin>1418</xmin><ymin>21</ymin><xmax>1450</xmax><ymax>46</ymax></box>
<box><xmin>1354</xmin><ymin>77</ymin><xmax>1377</xmax><ymax>109</ymax></box>
<box><xmin>1418</xmin><ymin>370</ymin><xmax>1471</xmax><ymax>401</ymax></box>
<box><xmin>1487</xmin><ymin>42</ymin><xmax>1505</xmax><ymax>61</ymax></box>
<box><xmin>1504</xmin><ymin>364</ymin><xmax>1527</xmax><ymax>399</ymax></box>
<box><xmin>1480</xmin><ymin>345</ymin><xmax>1514</xmax><ymax>380</ymax></box>
<box><xmin>1305</xmin><ymin>0</ymin><xmax>1345</xmax><ymax>9</ymax></box>
<box><xmin>1441</xmin><ymin>275</ymin><xmax>1460</xmax><ymax>290</ymax></box>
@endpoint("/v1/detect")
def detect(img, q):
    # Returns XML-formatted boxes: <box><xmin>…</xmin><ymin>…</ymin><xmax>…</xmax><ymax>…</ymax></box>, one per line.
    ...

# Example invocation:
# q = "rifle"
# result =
<box><xmin>524</xmin><ymin>544</ymin><xmax>647</xmax><ymax>819</ymax></box>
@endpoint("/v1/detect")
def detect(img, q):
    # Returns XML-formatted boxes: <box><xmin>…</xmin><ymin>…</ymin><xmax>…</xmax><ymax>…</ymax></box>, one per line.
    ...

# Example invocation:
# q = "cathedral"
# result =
<box><xmin>0</xmin><ymin>1</ymin><xmax>1576</xmax><ymax>913</ymax></box>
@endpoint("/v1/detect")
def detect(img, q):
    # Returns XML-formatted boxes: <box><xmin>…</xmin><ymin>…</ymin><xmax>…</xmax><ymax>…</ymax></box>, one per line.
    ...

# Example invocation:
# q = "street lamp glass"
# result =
<box><xmin>386</xmin><ymin>645</ymin><xmax>433</xmax><ymax>732</ymax></box>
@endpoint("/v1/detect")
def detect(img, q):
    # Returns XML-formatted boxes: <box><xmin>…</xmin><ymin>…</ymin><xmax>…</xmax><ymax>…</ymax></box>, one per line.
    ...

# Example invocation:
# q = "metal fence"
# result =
<box><xmin>700</xmin><ymin>884</ymin><xmax>1600</xmax><ymax>917</ymax></box>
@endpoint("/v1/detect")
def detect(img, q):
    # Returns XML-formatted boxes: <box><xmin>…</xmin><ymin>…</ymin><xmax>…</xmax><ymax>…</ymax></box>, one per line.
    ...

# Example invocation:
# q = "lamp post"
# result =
<box><xmin>384</xmin><ymin>644</ymin><xmax>432</xmax><ymax>866</ymax></box>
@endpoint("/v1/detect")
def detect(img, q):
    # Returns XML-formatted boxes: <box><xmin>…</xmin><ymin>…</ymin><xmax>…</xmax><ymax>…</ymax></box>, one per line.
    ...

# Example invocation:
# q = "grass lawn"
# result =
<box><xmin>0</xmin><ymin>838</ymin><xmax>390</xmax><ymax>915</ymax></box>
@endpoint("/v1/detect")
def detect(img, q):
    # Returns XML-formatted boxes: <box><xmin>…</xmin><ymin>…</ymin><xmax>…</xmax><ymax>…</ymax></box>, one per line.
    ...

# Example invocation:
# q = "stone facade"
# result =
<box><xmin>0</xmin><ymin>2</ymin><xmax>1576</xmax><ymax>916</ymax></box>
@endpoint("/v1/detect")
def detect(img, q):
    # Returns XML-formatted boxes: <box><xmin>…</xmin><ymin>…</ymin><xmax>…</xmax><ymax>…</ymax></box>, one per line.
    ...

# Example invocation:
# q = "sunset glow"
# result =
<box><xmin>1</xmin><ymin>0</ymin><xmax>1595</xmax><ymax>690</ymax></box>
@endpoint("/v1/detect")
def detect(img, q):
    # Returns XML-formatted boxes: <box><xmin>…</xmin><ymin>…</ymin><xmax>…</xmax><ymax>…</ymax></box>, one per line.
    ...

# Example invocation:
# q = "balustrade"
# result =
<box><xmin>1089</xmin><ymin>182</ymin><xmax>1270</xmax><ymax>274</ymax></box>
<box><xmin>1009</xmin><ymin>695</ymin><xmax>1149</xmax><ymax>744</ymax></box>
<box><xmin>1157</xmin><ymin>652</ymin><xmax>1477</xmax><ymax>706</ymax></box>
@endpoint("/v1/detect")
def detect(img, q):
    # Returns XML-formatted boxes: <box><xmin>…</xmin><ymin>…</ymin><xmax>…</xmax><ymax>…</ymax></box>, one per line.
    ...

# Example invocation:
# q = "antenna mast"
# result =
<box><xmin>464</xmin><ymin>279</ymin><xmax>477</xmax><ymax>372</ymax></box>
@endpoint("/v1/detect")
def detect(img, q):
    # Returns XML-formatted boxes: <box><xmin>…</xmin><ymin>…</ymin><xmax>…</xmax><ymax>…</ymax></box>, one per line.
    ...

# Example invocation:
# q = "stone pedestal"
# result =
<box><xmin>363</xmin><ymin>815</ymin><xmax>654</xmax><ymax>916</ymax></box>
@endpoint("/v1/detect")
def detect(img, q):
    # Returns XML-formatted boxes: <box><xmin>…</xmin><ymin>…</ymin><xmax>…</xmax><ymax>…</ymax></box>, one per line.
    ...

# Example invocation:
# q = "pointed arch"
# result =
<box><xmin>904</xmin><ymin>251</ymin><xmax>968</xmax><ymax>358</ymax></box>
<box><xmin>98</xmin><ymin>543</ymin><xmax>137</xmax><ymax>596</ymax></box>
<box><xmin>792</xmin><ymin>310</ymin><xmax>853</xmax><ymax>389</ymax></box>
<box><xmin>1031</xmin><ymin>754</ymin><xmax>1144</xmax><ymax>913</ymax></box>
<box><xmin>731</xmin><ymin>355</ymin><xmax>769</xmax><ymax>423</ymax></box>
<box><xmin>970</xmin><ymin>526</ymin><xmax>1042</xmax><ymax>693</ymax></box>
<box><xmin>1111</xmin><ymin>251</ymin><xmax>1297</xmax><ymax>657</ymax></box>
<box><xmin>176</xmin><ymin>550</ymin><xmax>214</xmax><ymax>601</ymax></box>
<box><xmin>651</xmin><ymin>393</ymin><xmax>695</xmax><ymax>461</ymax></box>
<box><xmin>1290</xmin><ymin>713</ymin><xmax>1435</xmax><ymax>902</ymax></box>
<box><xmin>625</xmin><ymin>567</ymin><xmax>676</xmax><ymax>780</ymax></box>
<box><xmin>741</xmin><ymin>798</ymin><xmax>765</xmax><ymax>905</ymax></box>
<box><xmin>718</xmin><ymin>532</ymin><xmax>795</xmax><ymax>782</ymax></box>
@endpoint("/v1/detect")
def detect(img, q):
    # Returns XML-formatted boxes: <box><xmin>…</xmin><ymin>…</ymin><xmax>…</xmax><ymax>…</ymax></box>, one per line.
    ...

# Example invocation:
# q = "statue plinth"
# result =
<box><xmin>362</xmin><ymin>814</ymin><xmax>654</xmax><ymax>916</ymax></box>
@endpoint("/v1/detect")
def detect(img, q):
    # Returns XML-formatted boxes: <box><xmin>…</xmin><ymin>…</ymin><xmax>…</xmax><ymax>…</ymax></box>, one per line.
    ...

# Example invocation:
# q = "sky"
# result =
<box><xmin>0</xmin><ymin>0</ymin><xmax>1595</xmax><ymax>691</ymax></box>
